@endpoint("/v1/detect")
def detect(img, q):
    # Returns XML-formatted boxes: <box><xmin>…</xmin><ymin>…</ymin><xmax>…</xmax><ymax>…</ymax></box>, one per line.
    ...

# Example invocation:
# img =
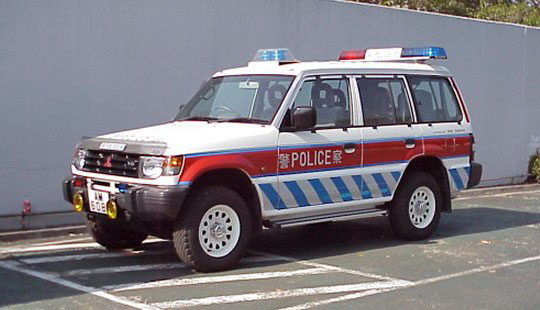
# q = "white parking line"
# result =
<box><xmin>62</xmin><ymin>255</ymin><xmax>285</xmax><ymax>277</ymax></box>
<box><xmin>21</xmin><ymin>249</ymin><xmax>172</xmax><ymax>264</ymax></box>
<box><xmin>249</xmin><ymin>250</ymin><xmax>407</xmax><ymax>283</ymax></box>
<box><xmin>282</xmin><ymin>253</ymin><xmax>540</xmax><ymax>309</ymax></box>
<box><xmin>104</xmin><ymin>267</ymin><xmax>333</xmax><ymax>292</ymax></box>
<box><xmin>0</xmin><ymin>239</ymin><xmax>165</xmax><ymax>255</ymax></box>
<box><xmin>0</xmin><ymin>260</ymin><xmax>160</xmax><ymax>310</ymax></box>
<box><xmin>63</xmin><ymin>263</ymin><xmax>185</xmax><ymax>277</ymax></box>
<box><xmin>454</xmin><ymin>190</ymin><xmax>540</xmax><ymax>201</ymax></box>
<box><xmin>0</xmin><ymin>242</ymin><xmax>105</xmax><ymax>255</ymax></box>
<box><xmin>22</xmin><ymin>237</ymin><xmax>93</xmax><ymax>246</ymax></box>
<box><xmin>0</xmin><ymin>237</ymin><xmax>93</xmax><ymax>252</ymax></box>
<box><xmin>151</xmin><ymin>280</ymin><xmax>410</xmax><ymax>308</ymax></box>
<box><xmin>277</xmin><ymin>287</ymin><xmax>399</xmax><ymax>310</ymax></box>
<box><xmin>414</xmin><ymin>253</ymin><xmax>540</xmax><ymax>285</ymax></box>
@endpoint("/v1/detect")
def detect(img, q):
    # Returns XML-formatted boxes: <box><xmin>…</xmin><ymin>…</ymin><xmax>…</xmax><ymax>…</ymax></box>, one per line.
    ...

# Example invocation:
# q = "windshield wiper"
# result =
<box><xmin>180</xmin><ymin>116</ymin><xmax>218</xmax><ymax>122</ymax></box>
<box><xmin>218</xmin><ymin>117</ymin><xmax>268</xmax><ymax>124</ymax></box>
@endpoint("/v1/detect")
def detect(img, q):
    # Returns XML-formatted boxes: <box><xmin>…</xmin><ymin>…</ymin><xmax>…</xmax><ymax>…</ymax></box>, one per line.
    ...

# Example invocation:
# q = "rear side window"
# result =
<box><xmin>408</xmin><ymin>76</ymin><xmax>462</xmax><ymax>123</ymax></box>
<box><xmin>356</xmin><ymin>77</ymin><xmax>413</xmax><ymax>126</ymax></box>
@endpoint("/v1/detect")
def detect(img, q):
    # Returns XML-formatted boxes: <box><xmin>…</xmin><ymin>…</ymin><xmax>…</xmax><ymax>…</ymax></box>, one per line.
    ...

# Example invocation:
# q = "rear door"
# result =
<box><xmin>406</xmin><ymin>75</ymin><xmax>471</xmax><ymax>192</ymax></box>
<box><xmin>355</xmin><ymin>75</ymin><xmax>424</xmax><ymax>200</ymax></box>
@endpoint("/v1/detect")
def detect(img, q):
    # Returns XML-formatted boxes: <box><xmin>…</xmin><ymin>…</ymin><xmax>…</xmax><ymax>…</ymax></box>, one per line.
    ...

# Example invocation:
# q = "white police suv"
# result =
<box><xmin>63</xmin><ymin>47</ymin><xmax>482</xmax><ymax>272</ymax></box>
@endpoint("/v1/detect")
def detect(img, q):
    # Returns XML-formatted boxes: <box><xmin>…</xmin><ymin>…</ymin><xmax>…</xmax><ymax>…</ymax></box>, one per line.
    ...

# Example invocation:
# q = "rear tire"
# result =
<box><xmin>389</xmin><ymin>172</ymin><xmax>442</xmax><ymax>240</ymax></box>
<box><xmin>173</xmin><ymin>186</ymin><xmax>251</xmax><ymax>272</ymax></box>
<box><xmin>88</xmin><ymin>219</ymin><xmax>148</xmax><ymax>250</ymax></box>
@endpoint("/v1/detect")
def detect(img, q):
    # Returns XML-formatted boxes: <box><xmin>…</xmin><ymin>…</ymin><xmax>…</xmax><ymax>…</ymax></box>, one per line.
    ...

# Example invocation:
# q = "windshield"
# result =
<box><xmin>174</xmin><ymin>75</ymin><xmax>295</xmax><ymax>124</ymax></box>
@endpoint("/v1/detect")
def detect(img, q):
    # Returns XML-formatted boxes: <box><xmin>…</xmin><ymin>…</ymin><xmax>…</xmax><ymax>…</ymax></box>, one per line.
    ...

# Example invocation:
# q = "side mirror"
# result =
<box><xmin>293</xmin><ymin>106</ymin><xmax>316</xmax><ymax>131</ymax></box>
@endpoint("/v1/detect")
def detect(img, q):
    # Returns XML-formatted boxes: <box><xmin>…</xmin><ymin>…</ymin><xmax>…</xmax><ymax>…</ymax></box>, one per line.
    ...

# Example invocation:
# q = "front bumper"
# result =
<box><xmin>63</xmin><ymin>176</ymin><xmax>189</xmax><ymax>222</ymax></box>
<box><xmin>467</xmin><ymin>161</ymin><xmax>482</xmax><ymax>188</ymax></box>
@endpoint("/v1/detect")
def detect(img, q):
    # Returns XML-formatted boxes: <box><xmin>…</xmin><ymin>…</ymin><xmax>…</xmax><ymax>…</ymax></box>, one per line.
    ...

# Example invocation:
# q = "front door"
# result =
<box><xmin>275</xmin><ymin>76</ymin><xmax>363</xmax><ymax>211</ymax></box>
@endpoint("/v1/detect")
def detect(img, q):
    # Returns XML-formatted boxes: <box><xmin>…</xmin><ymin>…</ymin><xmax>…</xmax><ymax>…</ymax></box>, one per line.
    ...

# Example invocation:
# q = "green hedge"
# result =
<box><xmin>529</xmin><ymin>150</ymin><xmax>540</xmax><ymax>183</ymax></box>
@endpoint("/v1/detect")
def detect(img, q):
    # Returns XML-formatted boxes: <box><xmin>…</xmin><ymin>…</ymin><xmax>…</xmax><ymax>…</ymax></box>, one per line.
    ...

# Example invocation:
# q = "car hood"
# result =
<box><xmin>96</xmin><ymin>121</ymin><xmax>278</xmax><ymax>156</ymax></box>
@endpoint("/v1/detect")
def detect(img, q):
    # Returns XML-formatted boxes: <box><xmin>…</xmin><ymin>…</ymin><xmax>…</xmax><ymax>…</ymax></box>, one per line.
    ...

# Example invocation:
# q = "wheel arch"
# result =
<box><xmin>400</xmin><ymin>156</ymin><xmax>452</xmax><ymax>213</ymax></box>
<box><xmin>186</xmin><ymin>168</ymin><xmax>263</xmax><ymax>234</ymax></box>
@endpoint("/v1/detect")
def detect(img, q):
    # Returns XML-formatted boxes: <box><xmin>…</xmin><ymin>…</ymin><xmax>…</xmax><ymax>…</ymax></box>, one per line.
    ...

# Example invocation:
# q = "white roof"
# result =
<box><xmin>214</xmin><ymin>60</ymin><xmax>451</xmax><ymax>78</ymax></box>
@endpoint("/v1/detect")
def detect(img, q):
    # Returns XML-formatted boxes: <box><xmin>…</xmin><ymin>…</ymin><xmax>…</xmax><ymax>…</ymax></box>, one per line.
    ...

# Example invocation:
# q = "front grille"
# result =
<box><xmin>83</xmin><ymin>150</ymin><xmax>140</xmax><ymax>178</ymax></box>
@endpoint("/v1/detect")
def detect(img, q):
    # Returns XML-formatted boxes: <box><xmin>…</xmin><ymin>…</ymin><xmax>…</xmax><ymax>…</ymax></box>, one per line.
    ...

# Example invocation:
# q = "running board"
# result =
<box><xmin>266</xmin><ymin>208</ymin><xmax>387</xmax><ymax>229</ymax></box>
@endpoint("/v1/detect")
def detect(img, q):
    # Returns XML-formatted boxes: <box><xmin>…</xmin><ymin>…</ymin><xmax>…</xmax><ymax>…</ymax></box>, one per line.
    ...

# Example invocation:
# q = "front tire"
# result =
<box><xmin>88</xmin><ymin>219</ymin><xmax>148</xmax><ymax>250</ymax></box>
<box><xmin>173</xmin><ymin>186</ymin><xmax>251</xmax><ymax>272</ymax></box>
<box><xmin>389</xmin><ymin>172</ymin><xmax>442</xmax><ymax>240</ymax></box>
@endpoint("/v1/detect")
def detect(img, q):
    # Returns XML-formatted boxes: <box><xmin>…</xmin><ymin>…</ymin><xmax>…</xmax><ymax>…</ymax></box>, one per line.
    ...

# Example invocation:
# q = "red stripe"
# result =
<box><xmin>179</xmin><ymin>136</ymin><xmax>470</xmax><ymax>182</ymax></box>
<box><xmin>179</xmin><ymin>150</ymin><xmax>278</xmax><ymax>183</ymax></box>
<box><xmin>424</xmin><ymin>136</ymin><xmax>470</xmax><ymax>158</ymax></box>
<box><xmin>363</xmin><ymin>140</ymin><xmax>422</xmax><ymax>166</ymax></box>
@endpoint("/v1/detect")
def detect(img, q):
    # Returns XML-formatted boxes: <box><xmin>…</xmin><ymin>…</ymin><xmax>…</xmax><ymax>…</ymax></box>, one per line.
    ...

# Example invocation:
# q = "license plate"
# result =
<box><xmin>88</xmin><ymin>187</ymin><xmax>110</xmax><ymax>214</ymax></box>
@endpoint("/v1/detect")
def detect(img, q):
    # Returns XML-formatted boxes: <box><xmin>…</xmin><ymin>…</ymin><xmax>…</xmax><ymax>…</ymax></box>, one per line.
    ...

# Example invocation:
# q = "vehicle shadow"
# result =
<box><xmin>249</xmin><ymin>206</ymin><xmax>540</xmax><ymax>260</ymax></box>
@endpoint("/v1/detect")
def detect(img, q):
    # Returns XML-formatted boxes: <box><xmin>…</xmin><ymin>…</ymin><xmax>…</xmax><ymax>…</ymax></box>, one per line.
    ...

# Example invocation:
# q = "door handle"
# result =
<box><xmin>404</xmin><ymin>138</ymin><xmax>416</xmax><ymax>149</ymax></box>
<box><xmin>343</xmin><ymin>143</ymin><xmax>356</xmax><ymax>154</ymax></box>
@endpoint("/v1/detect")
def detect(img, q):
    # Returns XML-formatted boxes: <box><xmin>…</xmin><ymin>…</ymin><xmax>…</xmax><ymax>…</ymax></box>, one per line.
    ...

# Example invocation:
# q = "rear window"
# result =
<box><xmin>407</xmin><ymin>76</ymin><xmax>462</xmax><ymax>123</ymax></box>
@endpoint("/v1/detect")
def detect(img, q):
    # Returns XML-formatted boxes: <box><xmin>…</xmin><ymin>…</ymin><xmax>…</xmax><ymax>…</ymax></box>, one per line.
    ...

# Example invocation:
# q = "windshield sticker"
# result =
<box><xmin>239</xmin><ymin>81</ymin><xmax>259</xmax><ymax>89</ymax></box>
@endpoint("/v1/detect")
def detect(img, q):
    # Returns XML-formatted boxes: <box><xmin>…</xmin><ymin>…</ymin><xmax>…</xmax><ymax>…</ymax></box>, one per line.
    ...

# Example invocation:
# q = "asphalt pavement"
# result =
<box><xmin>0</xmin><ymin>185</ymin><xmax>539</xmax><ymax>309</ymax></box>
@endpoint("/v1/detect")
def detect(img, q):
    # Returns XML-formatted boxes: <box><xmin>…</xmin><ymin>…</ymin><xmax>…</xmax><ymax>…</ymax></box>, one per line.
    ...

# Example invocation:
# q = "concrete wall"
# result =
<box><xmin>1</xmin><ymin>0</ymin><xmax>539</xmax><ymax>222</ymax></box>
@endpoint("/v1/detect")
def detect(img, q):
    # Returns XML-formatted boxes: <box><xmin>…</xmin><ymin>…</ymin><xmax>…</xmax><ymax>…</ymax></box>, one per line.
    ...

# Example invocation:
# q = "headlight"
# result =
<box><xmin>140</xmin><ymin>157</ymin><xmax>165</xmax><ymax>179</ymax></box>
<box><xmin>73</xmin><ymin>149</ymin><xmax>88</xmax><ymax>170</ymax></box>
<box><xmin>139</xmin><ymin>156</ymin><xmax>183</xmax><ymax>179</ymax></box>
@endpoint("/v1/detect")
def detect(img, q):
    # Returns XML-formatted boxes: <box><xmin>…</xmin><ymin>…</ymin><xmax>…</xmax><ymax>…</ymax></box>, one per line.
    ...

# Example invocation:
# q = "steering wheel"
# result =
<box><xmin>211</xmin><ymin>106</ymin><xmax>241</xmax><ymax>117</ymax></box>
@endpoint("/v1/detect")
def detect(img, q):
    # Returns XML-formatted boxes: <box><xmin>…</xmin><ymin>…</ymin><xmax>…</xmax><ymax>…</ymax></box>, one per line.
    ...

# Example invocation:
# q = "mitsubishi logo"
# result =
<box><xmin>103</xmin><ymin>155</ymin><xmax>113</xmax><ymax>168</ymax></box>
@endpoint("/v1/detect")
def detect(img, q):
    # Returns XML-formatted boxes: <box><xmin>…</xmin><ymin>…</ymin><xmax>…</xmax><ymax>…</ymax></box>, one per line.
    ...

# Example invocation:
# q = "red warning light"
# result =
<box><xmin>23</xmin><ymin>200</ymin><xmax>32</xmax><ymax>215</ymax></box>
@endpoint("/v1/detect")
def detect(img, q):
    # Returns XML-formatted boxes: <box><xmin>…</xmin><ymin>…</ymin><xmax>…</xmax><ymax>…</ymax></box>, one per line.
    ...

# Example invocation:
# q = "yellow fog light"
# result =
<box><xmin>106</xmin><ymin>200</ymin><xmax>118</xmax><ymax>219</ymax></box>
<box><xmin>72</xmin><ymin>193</ymin><xmax>84</xmax><ymax>213</ymax></box>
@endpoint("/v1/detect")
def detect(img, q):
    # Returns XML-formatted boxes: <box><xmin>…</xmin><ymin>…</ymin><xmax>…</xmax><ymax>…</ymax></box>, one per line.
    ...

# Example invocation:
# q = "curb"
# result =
<box><xmin>0</xmin><ymin>225</ymin><xmax>87</xmax><ymax>243</ymax></box>
<box><xmin>456</xmin><ymin>183</ymin><xmax>540</xmax><ymax>198</ymax></box>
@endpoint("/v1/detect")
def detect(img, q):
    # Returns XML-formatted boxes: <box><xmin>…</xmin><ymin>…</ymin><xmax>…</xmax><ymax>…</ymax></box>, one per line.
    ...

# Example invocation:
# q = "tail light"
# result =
<box><xmin>469</xmin><ymin>134</ymin><xmax>475</xmax><ymax>162</ymax></box>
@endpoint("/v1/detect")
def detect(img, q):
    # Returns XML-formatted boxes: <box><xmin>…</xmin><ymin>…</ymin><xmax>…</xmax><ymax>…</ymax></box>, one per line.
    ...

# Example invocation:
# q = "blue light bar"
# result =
<box><xmin>253</xmin><ymin>48</ymin><xmax>296</xmax><ymax>62</ymax></box>
<box><xmin>401</xmin><ymin>47</ymin><xmax>447</xmax><ymax>59</ymax></box>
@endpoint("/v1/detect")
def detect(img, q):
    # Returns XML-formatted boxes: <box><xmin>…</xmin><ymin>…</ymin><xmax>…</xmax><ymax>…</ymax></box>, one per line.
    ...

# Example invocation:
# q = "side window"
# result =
<box><xmin>292</xmin><ymin>77</ymin><xmax>351</xmax><ymax>128</ymax></box>
<box><xmin>356</xmin><ymin>77</ymin><xmax>412</xmax><ymax>126</ymax></box>
<box><xmin>408</xmin><ymin>76</ymin><xmax>462</xmax><ymax>122</ymax></box>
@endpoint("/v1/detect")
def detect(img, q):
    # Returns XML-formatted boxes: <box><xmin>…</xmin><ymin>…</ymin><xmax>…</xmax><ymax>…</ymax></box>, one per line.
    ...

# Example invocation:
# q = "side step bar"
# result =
<box><xmin>266</xmin><ymin>208</ymin><xmax>387</xmax><ymax>229</ymax></box>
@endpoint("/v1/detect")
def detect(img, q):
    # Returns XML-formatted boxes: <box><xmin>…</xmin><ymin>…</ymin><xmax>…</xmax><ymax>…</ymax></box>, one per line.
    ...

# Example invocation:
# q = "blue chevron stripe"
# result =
<box><xmin>260</xmin><ymin>171</ymin><xmax>403</xmax><ymax>210</ymax></box>
<box><xmin>331</xmin><ymin>177</ymin><xmax>353</xmax><ymax>201</ymax></box>
<box><xmin>373</xmin><ymin>173</ymin><xmax>391</xmax><ymax>197</ymax></box>
<box><xmin>351</xmin><ymin>175</ymin><xmax>372</xmax><ymax>199</ymax></box>
<box><xmin>308</xmin><ymin>179</ymin><xmax>333</xmax><ymax>204</ymax></box>
<box><xmin>449</xmin><ymin>169</ymin><xmax>465</xmax><ymax>190</ymax></box>
<box><xmin>284</xmin><ymin>181</ymin><xmax>310</xmax><ymax>207</ymax></box>
<box><xmin>259</xmin><ymin>184</ymin><xmax>287</xmax><ymax>210</ymax></box>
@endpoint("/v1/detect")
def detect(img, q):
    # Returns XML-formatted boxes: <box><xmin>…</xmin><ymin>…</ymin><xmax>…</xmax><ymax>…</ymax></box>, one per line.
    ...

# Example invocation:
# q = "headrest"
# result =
<box><xmin>371</xmin><ymin>87</ymin><xmax>391</xmax><ymax>106</ymax></box>
<box><xmin>333</xmin><ymin>89</ymin><xmax>346</xmax><ymax>108</ymax></box>
<box><xmin>267</xmin><ymin>84</ymin><xmax>287</xmax><ymax>107</ymax></box>
<box><xmin>311</xmin><ymin>83</ymin><xmax>334</xmax><ymax>108</ymax></box>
